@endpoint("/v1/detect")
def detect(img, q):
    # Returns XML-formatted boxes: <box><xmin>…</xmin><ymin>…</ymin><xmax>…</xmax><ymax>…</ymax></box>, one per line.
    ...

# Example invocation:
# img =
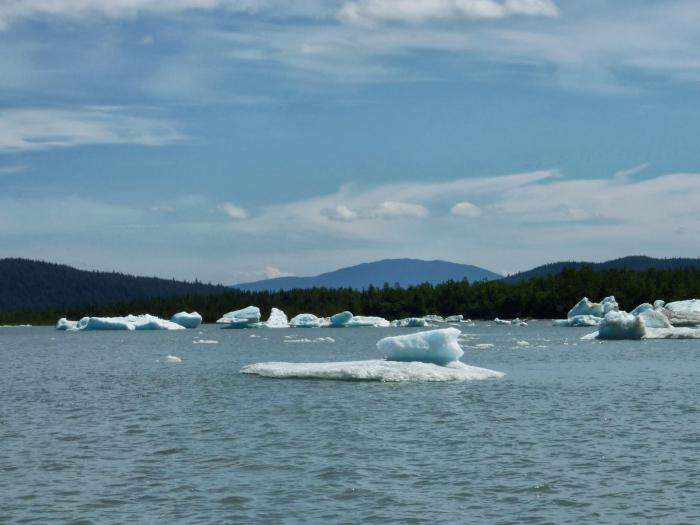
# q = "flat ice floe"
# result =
<box><xmin>240</xmin><ymin>359</ymin><xmax>504</xmax><ymax>382</ymax></box>
<box><xmin>56</xmin><ymin>314</ymin><xmax>185</xmax><ymax>331</ymax></box>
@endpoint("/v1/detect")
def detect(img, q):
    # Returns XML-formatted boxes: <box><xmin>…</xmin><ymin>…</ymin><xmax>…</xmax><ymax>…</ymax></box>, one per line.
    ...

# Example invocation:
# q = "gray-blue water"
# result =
<box><xmin>1</xmin><ymin>323</ymin><xmax>699</xmax><ymax>524</ymax></box>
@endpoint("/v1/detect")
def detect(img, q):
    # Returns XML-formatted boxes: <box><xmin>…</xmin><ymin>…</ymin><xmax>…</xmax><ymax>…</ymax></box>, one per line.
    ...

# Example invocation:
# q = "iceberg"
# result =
<box><xmin>56</xmin><ymin>318</ymin><xmax>78</xmax><ymax>331</ymax></box>
<box><xmin>57</xmin><ymin>314</ymin><xmax>185</xmax><ymax>331</ymax></box>
<box><xmin>567</xmin><ymin>296</ymin><xmax>618</xmax><ymax>319</ymax></box>
<box><xmin>329</xmin><ymin>311</ymin><xmax>390</xmax><ymax>327</ymax></box>
<box><xmin>660</xmin><ymin>300</ymin><xmax>700</xmax><ymax>327</ymax></box>
<box><xmin>164</xmin><ymin>355</ymin><xmax>182</xmax><ymax>363</ymax></box>
<box><xmin>597</xmin><ymin>311</ymin><xmax>646</xmax><ymax>340</ymax></box>
<box><xmin>445</xmin><ymin>315</ymin><xmax>464</xmax><ymax>323</ymax></box>
<box><xmin>241</xmin><ymin>359</ymin><xmax>503</xmax><ymax>382</ymax></box>
<box><xmin>217</xmin><ymin>306</ymin><xmax>261</xmax><ymax>329</ymax></box>
<box><xmin>330</xmin><ymin>311</ymin><xmax>354</xmax><ymax>326</ymax></box>
<box><xmin>289</xmin><ymin>313</ymin><xmax>328</xmax><ymax>328</ymax></box>
<box><xmin>584</xmin><ymin>305</ymin><xmax>675</xmax><ymax>340</ymax></box>
<box><xmin>170</xmin><ymin>311</ymin><xmax>202</xmax><ymax>329</ymax></box>
<box><xmin>377</xmin><ymin>327</ymin><xmax>464</xmax><ymax>366</ymax></box>
<box><xmin>262</xmin><ymin>307</ymin><xmax>289</xmax><ymax>328</ymax></box>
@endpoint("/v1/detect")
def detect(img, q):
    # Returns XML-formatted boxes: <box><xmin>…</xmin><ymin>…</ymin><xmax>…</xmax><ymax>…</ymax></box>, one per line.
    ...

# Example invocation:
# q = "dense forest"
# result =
<box><xmin>3</xmin><ymin>266</ymin><xmax>700</xmax><ymax>325</ymax></box>
<box><xmin>0</xmin><ymin>258</ymin><xmax>230</xmax><ymax>311</ymax></box>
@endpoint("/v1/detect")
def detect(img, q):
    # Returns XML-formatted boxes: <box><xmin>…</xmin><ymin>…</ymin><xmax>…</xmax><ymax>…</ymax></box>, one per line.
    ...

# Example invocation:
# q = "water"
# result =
<box><xmin>1</xmin><ymin>323</ymin><xmax>699</xmax><ymax>524</ymax></box>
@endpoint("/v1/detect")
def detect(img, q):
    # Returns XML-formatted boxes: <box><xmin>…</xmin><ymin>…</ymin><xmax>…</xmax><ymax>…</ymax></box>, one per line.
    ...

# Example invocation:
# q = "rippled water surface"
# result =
<box><xmin>2</xmin><ymin>323</ymin><xmax>699</xmax><ymax>524</ymax></box>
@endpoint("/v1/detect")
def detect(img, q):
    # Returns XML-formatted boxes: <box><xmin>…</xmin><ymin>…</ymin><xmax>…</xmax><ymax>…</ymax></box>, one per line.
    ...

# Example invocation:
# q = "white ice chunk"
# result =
<box><xmin>661</xmin><ymin>299</ymin><xmax>700</xmax><ymax>327</ymax></box>
<box><xmin>165</xmin><ymin>355</ymin><xmax>182</xmax><ymax>363</ymax></box>
<box><xmin>241</xmin><ymin>359</ymin><xmax>503</xmax><ymax>382</ymax></box>
<box><xmin>347</xmin><ymin>315</ymin><xmax>390</xmax><ymax>328</ymax></box>
<box><xmin>630</xmin><ymin>303</ymin><xmax>653</xmax><ymax>316</ymax></box>
<box><xmin>261</xmin><ymin>307</ymin><xmax>289</xmax><ymax>328</ymax></box>
<box><xmin>170</xmin><ymin>311</ymin><xmax>202</xmax><ymax>329</ymax></box>
<box><xmin>638</xmin><ymin>309</ymin><xmax>672</xmax><ymax>329</ymax></box>
<box><xmin>445</xmin><ymin>315</ymin><xmax>464</xmax><ymax>323</ymax></box>
<box><xmin>494</xmin><ymin>317</ymin><xmax>527</xmax><ymax>326</ymax></box>
<box><xmin>289</xmin><ymin>313</ymin><xmax>328</xmax><ymax>328</ymax></box>
<box><xmin>376</xmin><ymin>327</ymin><xmax>464</xmax><ymax>366</ymax></box>
<box><xmin>55</xmin><ymin>318</ymin><xmax>78</xmax><ymax>331</ymax></box>
<box><xmin>597</xmin><ymin>311</ymin><xmax>646</xmax><ymax>340</ymax></box>
<box><xmin>217</xmin><ymin>306</ymin><xmax>261</xmax><ymax>329</ymax></box>
<box><xmin>193</xmin><ymin>339</ymin><xmax>219</xmax><ymax>344</ymax></box>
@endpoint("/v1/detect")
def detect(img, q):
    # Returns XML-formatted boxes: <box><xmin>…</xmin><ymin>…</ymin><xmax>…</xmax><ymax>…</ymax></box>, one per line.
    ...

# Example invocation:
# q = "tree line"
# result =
<box><xmin>3</xmin><ymin>266</ymin><xmax>700</xmax><ymax>325</ymax></box>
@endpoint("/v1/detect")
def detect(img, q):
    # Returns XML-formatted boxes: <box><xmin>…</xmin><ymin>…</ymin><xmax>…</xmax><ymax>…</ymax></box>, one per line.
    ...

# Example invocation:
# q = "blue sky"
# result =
<box><xmin>2</xmin><ymin>0</ymin><xmax>700</xmax><ymax>283</ymax></box>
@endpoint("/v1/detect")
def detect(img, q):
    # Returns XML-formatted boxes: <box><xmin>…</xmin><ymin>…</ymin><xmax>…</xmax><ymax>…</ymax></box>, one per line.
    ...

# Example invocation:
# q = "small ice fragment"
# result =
<box><xmin>165</xmin><ymin>355</ymin><xmax>182</xmax><ymax>363</ymax></box>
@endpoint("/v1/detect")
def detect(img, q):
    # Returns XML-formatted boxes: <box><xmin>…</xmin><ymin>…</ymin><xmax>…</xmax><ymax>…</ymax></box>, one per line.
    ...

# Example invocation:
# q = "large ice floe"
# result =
<box><xmin>170</xmin><ymin>311</ymin><xmax>202</xmax><ymax>329</ymax></box>
<box><xmin>217</xmin><ymin>306</ymin><xmax>261</xmax><ymax>329</ymax></box>
<box><xmin>56</xmin><ymin>314</ymin><xmax>185</xmax><ymax>331</ymax></box>
<box><xmin>241</xmin><ymin>327</ymin><xmax>504</xmax><ymax>382</ymax></box>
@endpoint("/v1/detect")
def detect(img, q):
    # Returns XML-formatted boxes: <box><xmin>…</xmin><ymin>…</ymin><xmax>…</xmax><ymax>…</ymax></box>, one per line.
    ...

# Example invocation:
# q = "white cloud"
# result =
<box><xmin>338</xmin><ymin>0</ymin><xmax>558</xmax><ymax>25</ymax></box>
<box><xmin>321</xmin><ymin>204</ymin><xmax>359</xmax><ymax>222</ymax></box>
<box><xmin>264</xmin><ymin>265</ymin><xmax>293</xmax><ymax>278</ymax></box>
<box><xmin>451</xmin><ymin>201</ymin><xmax>482</xmax><ymax>217</ymax></box>
<box><xmin>221</xmin><ymin>202</ymin><xmax>249</xmax><ymax>220</ymax></box>
<box><xmin>371</xmin><ymin>200</ymin><xmax>429</xmax><ymax>219</ymax></box>
<box><xmin>0</xmin><ymin>107</ymin><xmax>185</xmax><ymax>153</ymax></box>
<box><xmin>613</xmin><ymin>163</ymin><xmax>650</xmax><ymax>183</ymax></box>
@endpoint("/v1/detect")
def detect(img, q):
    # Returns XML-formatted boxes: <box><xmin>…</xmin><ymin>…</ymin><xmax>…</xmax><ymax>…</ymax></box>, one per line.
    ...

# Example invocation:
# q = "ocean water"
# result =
<box><xmin>1</xmin><ymin>323</ymin><xmax>699</xmax><ymax>524</ymax></box>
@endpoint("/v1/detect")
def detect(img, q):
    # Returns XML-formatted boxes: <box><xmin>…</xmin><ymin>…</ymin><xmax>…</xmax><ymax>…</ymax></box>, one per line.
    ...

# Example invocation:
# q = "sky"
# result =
<box><xmin>1</xmin><ymin>0</ymin><xmax>700</xmax><ymax>284</ymax></box>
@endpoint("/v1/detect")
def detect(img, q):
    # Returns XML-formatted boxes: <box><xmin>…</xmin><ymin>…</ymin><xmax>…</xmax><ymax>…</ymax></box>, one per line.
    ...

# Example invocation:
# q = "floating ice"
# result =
<box><xmin>584</xmin><ymin>306</ymin><xmax>675</xmax><ymax>340</ymax></box>
<box><xmin>57</xmin><ymin>314</ymin><xmax>185</xmax><ymax>331</ymax></box>
<box><xmin>56</xmin><ymin>318</ymin><xmax>78</xmax><ymax>331</ymax></box>
<box><xmin>170</xmin><ymin>311</ymin><xmax>202</xmax><ymax>329</ymax></box>
<box><xmin>329</xmin><ymin>311</ymin><xmax>390</xmax><ymax>328</ymax></box>
<box><xmin>284</xmin><ymin>337</ymin><xmax>335</xmax><ymax>344</ymax></box>
<box><xmin>391</xmin><ymin>317</ymin><xmax>433</xmax><ymax>327</ymax></box>
<box><xmin>261</xmin><ymin>307</ymin><xmax>289</xmax><ymax>328</ymax></box>
<box><xmin>241</xmin><ymin>359</ymin><xmax>503</xmax><ymax>382</ymax></box>
<box><xmin>445</xmin><ymin>315</ymin><xmax>464</xmax><ymax>323</ymax></box>
<box><xmin>217</xmin><ymin>306</ymin><xmax>261</xmax><ymax>329</ymax></box>
<box><xmin>330</xmin><ymin>311</ymin><xmax>353</xmax><ymax>326</ymax></box>
<box><xmin>193</xmin><ymin>339</ymin><xmax>218</xmax><ymax>344</ymax></box>
<box><xmin>165</xmin><ymin>355</ymin><xmax>182</xmax><ymax>363</ymax></box>
<box><xmin>516</xmin><ymin>340</ymin><xmax>530</xmax><ymax>347</ymax></box>
<box><xmin>660</xmin><ymin>300</ymin><xmax>700</xmax><ymax>327</ymax></box>
<box><xmin>377</xmin><ymin>327</ymin><xmax>464</xmax><ymax>366</ymax></box>
<box><xmin>289</xmin><ymin>313</ymin><xmax>328</xmax><ymax>328</ymax></box>
<box><xmin>553</xmin><ymin>315</ymin><xmax>602</xmax><ymax>327</ymax></box>
<box><xmin>494</xmin><ymin>317</ymin><xmax>528</xmax><ymax>326</ymax></box>
<box><xmin>474</xmin><ymin>343</ymin><xmax>495</xmax><ymax>349</ymax></box>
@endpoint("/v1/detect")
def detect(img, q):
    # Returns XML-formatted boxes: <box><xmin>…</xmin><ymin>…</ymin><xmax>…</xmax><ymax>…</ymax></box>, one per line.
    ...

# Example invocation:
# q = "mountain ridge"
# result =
<box><xmin>232</xmin><ymin>258</ymin><xmax>503</xmax><ymax>291</ymax></box>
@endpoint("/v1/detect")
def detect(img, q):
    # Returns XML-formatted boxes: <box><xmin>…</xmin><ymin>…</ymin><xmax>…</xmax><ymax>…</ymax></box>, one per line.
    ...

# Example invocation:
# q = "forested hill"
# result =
<box><xmin>0</xmin><ymin>258</ymin><xmax>229</xmax><ymax>311</ymax></box>
<box><xmin>4</xmin><ymin>266</ymin><xmax>700</xmax><ymax>325</ymax></box>
<box><xmin>503</xmin><ymin>256</ymin><xmax>700</xmax><ymax>283</ymax></box>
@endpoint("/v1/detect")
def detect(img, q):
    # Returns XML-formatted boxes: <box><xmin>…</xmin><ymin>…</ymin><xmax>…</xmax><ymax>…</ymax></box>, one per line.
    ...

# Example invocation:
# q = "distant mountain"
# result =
<box><xmin>233</xmin><ymin>258</ymin><xmax>503</xmax><ymax>291</ymax></box>
<box><xmin>0</xmin><ymin>258</ymin><xmax>229</xmax><ymax>311</ymax></box>
<box><xmin>503</xmin><ymin>256</ymin><xmax>700</xmax><ymax>283</ymax></box>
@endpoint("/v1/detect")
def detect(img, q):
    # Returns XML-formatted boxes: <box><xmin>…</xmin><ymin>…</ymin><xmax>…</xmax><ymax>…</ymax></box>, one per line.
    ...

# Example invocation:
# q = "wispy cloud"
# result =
<box><xmin>221</xmin><ymin>202</ymin><xmax>249</xmax><ymax>220</ymax></box>
<box><xmin>338</xmin><ymin>0</ymin><xmax>558</xmax><ymax>25</ymax></box>
<box><xmin>0</xmin><ymin>107</ymin><xmax>186</xmax><ymax>153</ymax></box>
<box><xmin>451</xmin><ymin>201</ymin><xmax>482</xmax><ymax>217</ymax></box>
